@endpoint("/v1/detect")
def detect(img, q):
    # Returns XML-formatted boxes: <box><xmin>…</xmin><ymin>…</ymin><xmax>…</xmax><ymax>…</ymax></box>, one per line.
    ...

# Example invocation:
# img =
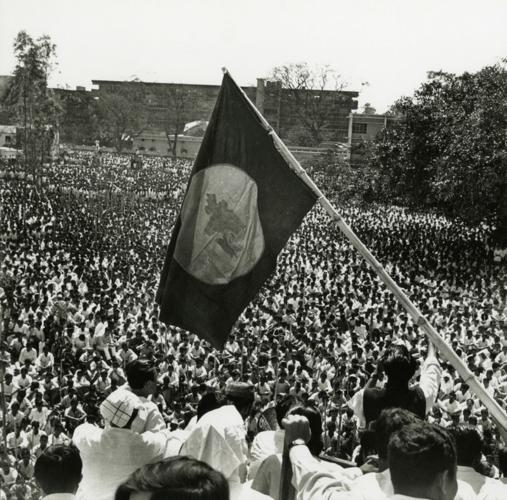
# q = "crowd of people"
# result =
<box><xmin>0</xmin><ymin>149</ymin><xmax>505</xmax><ymax>499</ymax></box>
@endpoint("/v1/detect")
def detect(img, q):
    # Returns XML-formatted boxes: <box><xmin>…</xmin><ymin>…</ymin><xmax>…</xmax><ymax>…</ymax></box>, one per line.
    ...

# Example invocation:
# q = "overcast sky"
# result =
<box><xmin>1</xmin><ymin>0</ymin><xmax>506</xmax><ymax>112</ymax></box>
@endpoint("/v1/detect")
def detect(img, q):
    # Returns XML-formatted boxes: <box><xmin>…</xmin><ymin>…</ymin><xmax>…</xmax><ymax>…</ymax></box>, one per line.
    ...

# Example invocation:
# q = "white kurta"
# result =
<box><xmin>73</xmin><ymin>423</ymin><xmax>175</xmax><ymax>500</ymax></box>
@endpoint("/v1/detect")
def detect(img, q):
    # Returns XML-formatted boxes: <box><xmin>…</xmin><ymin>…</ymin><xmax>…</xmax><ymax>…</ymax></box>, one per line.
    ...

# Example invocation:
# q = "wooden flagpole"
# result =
<box><xmin>221</xmin><ymin>67</ymin><xmax>507</xmax><ymax>434</ymax></box>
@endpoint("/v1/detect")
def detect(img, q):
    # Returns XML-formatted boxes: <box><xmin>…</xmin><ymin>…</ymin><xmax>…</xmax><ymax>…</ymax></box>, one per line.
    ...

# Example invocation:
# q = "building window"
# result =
<box><xmin>4</xmin><ymin>135</ymin><xmax>11</xmax><ymax>145</ymax></box>
<box><xmin>352</xmin><ymin>123</ymin><xmax>367</xmax><ymax>134</ymax></box>
<box><xmin>149</xmin><ymin>146</ymin><xmax>156</xmax><ymax>152</ymax></box>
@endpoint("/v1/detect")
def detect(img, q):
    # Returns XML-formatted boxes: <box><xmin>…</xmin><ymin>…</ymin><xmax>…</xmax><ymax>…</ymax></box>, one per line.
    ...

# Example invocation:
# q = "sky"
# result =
<box><xmin>1</xmin><ymin>0</ymin><xmax>506</xmax><ymax>113</ymax></box>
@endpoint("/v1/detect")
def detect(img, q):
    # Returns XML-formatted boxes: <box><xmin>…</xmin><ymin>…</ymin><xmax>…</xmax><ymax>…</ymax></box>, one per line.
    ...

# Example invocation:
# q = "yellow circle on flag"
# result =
<box><xmin>174</xmin><ymin>164</ymin><xmax>265</xmax><ymax>285</ymax></box>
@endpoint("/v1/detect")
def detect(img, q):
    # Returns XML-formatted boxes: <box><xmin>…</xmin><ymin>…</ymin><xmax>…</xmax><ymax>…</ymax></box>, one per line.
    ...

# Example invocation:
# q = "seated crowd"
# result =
<box><xmin>0</xmin><ymin>150</ymin><xmax>505</xmax><ymax>499</ymax></box>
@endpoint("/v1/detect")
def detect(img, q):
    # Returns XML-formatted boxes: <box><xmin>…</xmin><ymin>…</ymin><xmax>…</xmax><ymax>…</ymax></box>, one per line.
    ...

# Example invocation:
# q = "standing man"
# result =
<box><xmin>73</xmin><ymin>389</ymin><xmax>177</xmax><ymax>500</ymax></box>
<box><xmin>349</xmin><ymin>340</ymin><xmax>441</xmax><ymax>427</ymax></box>
<box><xmin>182</xmin><ymin>382</ymin><xmax>270</xmax><ymax>500</ymax></box>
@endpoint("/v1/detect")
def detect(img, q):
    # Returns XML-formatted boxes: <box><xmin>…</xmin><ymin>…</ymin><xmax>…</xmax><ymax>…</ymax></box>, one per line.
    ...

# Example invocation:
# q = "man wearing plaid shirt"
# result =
<box><xmin>73</xmin><ymin>389</ymin><xmax>181</xmax><ymax>500</ymax></box>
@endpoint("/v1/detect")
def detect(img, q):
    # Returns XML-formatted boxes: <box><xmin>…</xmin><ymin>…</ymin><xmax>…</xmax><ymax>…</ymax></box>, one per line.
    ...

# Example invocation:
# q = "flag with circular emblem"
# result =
<box><xmin>156</xmin><ymin>72</ymin><xmax>317</xmax><ymax>349</ymax></box>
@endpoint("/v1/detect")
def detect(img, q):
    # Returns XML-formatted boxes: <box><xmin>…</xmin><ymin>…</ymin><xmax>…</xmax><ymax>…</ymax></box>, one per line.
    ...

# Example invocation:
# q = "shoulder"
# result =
<box><xmin>72</xmin><ymin>423</ymin><xmax>102</xmax><ymax>447</ymax></box>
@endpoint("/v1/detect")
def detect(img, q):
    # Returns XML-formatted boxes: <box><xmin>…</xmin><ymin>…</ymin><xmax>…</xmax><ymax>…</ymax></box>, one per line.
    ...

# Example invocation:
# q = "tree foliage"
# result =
<box><xmin>57</xmin><ymin>89</ymin><xmax>98</xmax><ymax>145</ymax></box>
<box><xmin>272</xmin><ymin>63</ymin><xmax>345</xmax><ymax>146</ymax></box>
<box><xmin>95</xmin><ymin>81</ymin><xmax>149</xmax><ymax>152</ymax></box>
<box><xmin>304</xmin><ymin>145</ymin><xmax>377</xmax><ymax>204</ymax></box>
<box><xmin>2</xmin><ymin>31</ymin><xmax>61</xmax><ymax>169</ymax></box>
<box><xmin>159</xmin><ymin>87</ymin><xmax>200</xmax><ymax>157</ymax></box>
<box><xmin>370</xmin><ymin>61</ymin><xmax>507</xmax><ymax>242</ymax></box>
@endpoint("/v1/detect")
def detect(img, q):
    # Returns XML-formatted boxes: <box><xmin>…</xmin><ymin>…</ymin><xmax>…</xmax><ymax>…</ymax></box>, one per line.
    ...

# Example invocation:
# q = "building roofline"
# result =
<box><xmin>91</xmin><ymin>79</ymin><xmax>359</xmax><ymax>96</ymax></box>
<box><xmin>91</xmin><ymin>79</ymin><xmax>237</xmax><ymax>89</ymax></box>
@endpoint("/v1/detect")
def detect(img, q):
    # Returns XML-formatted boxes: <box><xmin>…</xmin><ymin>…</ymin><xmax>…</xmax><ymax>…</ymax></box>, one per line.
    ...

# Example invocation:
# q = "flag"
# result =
<box><xmin>156</xmin><ymin>72</ymin><xmax>317</xmax><ymax>349</ymax></box>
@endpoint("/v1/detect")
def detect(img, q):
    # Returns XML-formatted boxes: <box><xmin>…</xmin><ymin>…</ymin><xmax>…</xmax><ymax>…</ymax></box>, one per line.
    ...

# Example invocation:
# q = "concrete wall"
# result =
<box><xmin>132</xmin><ymin>132</ymin><xmax>202</xmax><ymax>159</ymax></box>
<box><xmin>347</xmin><ymin>113</ymin><xmax>400</xmax><ymax>164</ymax></box>
<box><xmin>0</xmin><ymin>125</ymin><xmax>17</xmax><ymax>148</ymax></box>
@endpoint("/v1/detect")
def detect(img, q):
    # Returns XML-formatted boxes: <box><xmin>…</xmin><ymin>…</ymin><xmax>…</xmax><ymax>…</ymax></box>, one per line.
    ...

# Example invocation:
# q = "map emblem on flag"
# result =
<box><xmin>174</xmin><ymin>164</ymin><xmax>265</xmax><ymax>285</ymax></box>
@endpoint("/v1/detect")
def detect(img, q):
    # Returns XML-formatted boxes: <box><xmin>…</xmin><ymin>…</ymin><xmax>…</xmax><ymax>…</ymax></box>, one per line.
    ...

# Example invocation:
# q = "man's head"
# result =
<box><xmin>40</xmin><ymin>432</ymin><xmax>48</xmax><ymax>447</ymax></box>
<box><xmin>100</xmin><ymin>389</ymin><xmax>146</xmax><ymax>433</ymax></box>
<box><xmin>114</xmin><ymin>456</ymin><xmax>228</xmax><ymax>500</ymax></box>
<box><xmin>125</xmin><ymin>359</ymin><xmax>157</xmax><ymax>396</ymax></box>
<box><xmin>20</xmin><ymin>447</ymin><xmax>31</xmax><ymax>462</ymax></box>
<box><xmin>380</xmin><ymin>344</ymin><xmax>417</xmax><ymax>385</ymax></box>
<box><xmin>34</xmin><ymin>444</ymin><xmax>82</xmax><ymax>495</ymax></box>
<box><xmin>447</xmin><ymin>426</ymin><xmax>482</xmax><ymax>467</ymax></box>
<box><xmin>373</xmin><ymin>408</ymin><xmax>420</xmax><ymax>464</ymax></box>
<box><xmin>224</xmin><ymin>382</ymin><xmax>254</xmax><ymax>420</ymax></box>
<box><xmin>388</xmin><ymin>422</ymin><xmax>458</xmax><ymax>500</ymax></box>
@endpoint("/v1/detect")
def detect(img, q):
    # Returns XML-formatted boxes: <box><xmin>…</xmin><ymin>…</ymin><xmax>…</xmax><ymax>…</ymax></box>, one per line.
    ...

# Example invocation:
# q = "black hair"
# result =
<box><xmin>381</xmin><ymin>345</ymin><xmax>417</xmax><ymax>384</ymax></box>
<box><xmin>288</xmin><ymin>404</ymin><xmax>324</xmax><ymax>456</ymax></box>
<box><xmin>114</xmin><ymin>456</ymin><xmax>229</xmax><ymax>500</ymax></box>
<box><xmin>226</xmin><ymin>394</ymin><xmax>254</xmax><ymax>419</ymax></box>
<box><xmin>34</xmin><ymin>444</ymin><xmax>82</xmax><ymax>494</ymax></box>
<box><xmin>197</xmin><ymin>393</ymin><xmax>221</xmax><ymax>421</ymax></box>
<box><xmin>498</xmin><ymin>447</ymin><xmax>507</xmax><ymax>476</ymax></box>
<box><xmin>447</xmin><ymin>426</ymin><xmax>482</xmax><ymax>466</ymax></box>
<box><xmin>275</xmin><ymin>395</ymin><xmax>297</xmax><ymax>427</ymax></box>
<box><xmin>373</xmin><ymin>408</ymin><xmax>420</xmax><ymax>459</ymax></box>
<box><xmin>388</xmin><ymin>422</ymin><xmax>456</xmax><ymax>494</ymax></box>
<box><xmin>125</xmin><ymin>359</ymin><xmax>156</xmax><ymax>390</ymax></box>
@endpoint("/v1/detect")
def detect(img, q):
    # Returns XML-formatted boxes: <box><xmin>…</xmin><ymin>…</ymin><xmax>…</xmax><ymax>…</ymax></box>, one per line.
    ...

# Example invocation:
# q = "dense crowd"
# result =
<box><xmin>0</xmin><ymin>150</ymin><xmax>505</xmax><ymax>499</ymax></box>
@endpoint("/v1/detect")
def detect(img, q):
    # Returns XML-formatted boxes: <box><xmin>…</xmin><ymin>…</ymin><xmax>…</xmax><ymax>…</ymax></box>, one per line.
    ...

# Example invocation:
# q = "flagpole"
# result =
<box><xmin>221</xmin><ymin>67</ymin><xmax>507</xmax><ymax>434</ymax></box>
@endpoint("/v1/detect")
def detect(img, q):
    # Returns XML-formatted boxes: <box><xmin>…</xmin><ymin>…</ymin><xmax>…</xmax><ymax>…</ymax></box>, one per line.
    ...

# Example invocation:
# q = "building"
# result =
<box><xmin>91</xmin><ymin>78</ymin><xmax>358</xmax><ymax>154</ymax></box>
<box><xmin>132</xmin><ymin>130</ymin><xmax>202</xmax><ymax>158</ymax></box>
<box><xmin>0</xmin><ymin>125</ymin><xmax>16</xmax><ymax>148</ymax></box>
<box><xmin>347</xmin><ymin>113</ymin><xmax>399</xmax><ymax>164</ymax></box>
<box><xmin>54</xmin><ymin>86</ymin><xmax>97</xmax><ymax>145</ymax></box>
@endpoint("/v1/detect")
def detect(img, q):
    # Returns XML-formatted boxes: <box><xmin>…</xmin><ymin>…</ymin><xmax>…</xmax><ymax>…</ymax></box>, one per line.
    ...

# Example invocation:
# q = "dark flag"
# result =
<box><xmin>156</xmin><ymin>72</ymin><xmax>317</xmax><ymax>349</ymax></box>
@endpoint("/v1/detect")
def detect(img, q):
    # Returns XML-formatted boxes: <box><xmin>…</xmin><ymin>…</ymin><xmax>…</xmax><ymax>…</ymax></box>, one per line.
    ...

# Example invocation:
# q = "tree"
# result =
<box><xmin>272</xmin><ymin>63</ymin><xmax>346</xmax><ymax>146</ymax></box>
<box><xmin>160</xmin><ymin>86</ymin><xmax>200</xmax><ymax>157</ymax></box>
<box><xmin>305</xmin><ymin>144</ymin><xmax>379</xmax><ymax>204</ymax></box>
<box><xmin>362</xmin><ymin>102</ymin><xmax>376</xmax><ymax>115</ymax></box>
<box><xmin>95</xmin><ymin>81</ymin><xmax>149</xmax><ymax>152</ymax></box>
<box><xmin>370</xmin><ymin>60</ymin><xmax>507</xmax><ymax>243</ymax></box>
<box><xmin>2</xmin><ymin>31</ymin><xmax>61</xmax><ymax>179</ymax></box>
<box><xmin>57</xmin><ymin>88</ymin><xmax>98</xmax><ymax>145</ymax></box>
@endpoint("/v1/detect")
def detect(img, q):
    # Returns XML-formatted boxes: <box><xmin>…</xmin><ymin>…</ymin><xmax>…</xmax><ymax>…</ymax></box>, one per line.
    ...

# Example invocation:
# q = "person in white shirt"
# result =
<box><xmin>14</xmin><ymin>367</ymin><xmax>32</xmax><ymax>390</ymax></box>
<box><xmin>0</xmin><ymin>463</ymin><xmax>18</xmax><ymax>486</ymax></box>
<box><xmin>1</xmin><ymin>372</ymin><xmax>16</xmax><ymax>402</ymax></box>
<box><xmin>29</xmin><ymin>400</ymin><xmax>50</xmax><ymax>428</ymax></box>
<box><xmin>448</xmin><ymin>426</ymin><xmax>504</xmax><ymax>496</ymax></box>
<box><xmin>36</xmin><ymin>346</ymin><xmax>54</xmax><ymax>372</ymax></box>
<box><xmin>181</xmin><ymin>382</ymin><xmax>270</xmax><ymax>500</ymax></box>
<box><xmin>18</xmin><ymin>344</ymin><xmax>38</xmax><ymax>365</ymax></box>
<box><xmin>124</xmin><ymin>359</ymin><xmax>166</xmax><ymax>431</ymax></box>
<box><xmin>284</xmin><ymin>415</ymin><xmax>476</xmax><ymax>500</ymax></box>
<box><xmin>252</xmin><ymin>403</ymin><xmax>364</xmax><ymax>500</ymax></box>
<box><xmin>249</xmin><ymin>396</ymin><xmax>296</xmax><ymax>479</ymax></box>
<box><xmin>73</xmin><ymin>388</ymin><xmax>177</xmax><ymax>500</ymax></box>
<box><xmin>34</xmin><ymin>444</ymin><xmax>82</xmax><ymax>500</ymax></box>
